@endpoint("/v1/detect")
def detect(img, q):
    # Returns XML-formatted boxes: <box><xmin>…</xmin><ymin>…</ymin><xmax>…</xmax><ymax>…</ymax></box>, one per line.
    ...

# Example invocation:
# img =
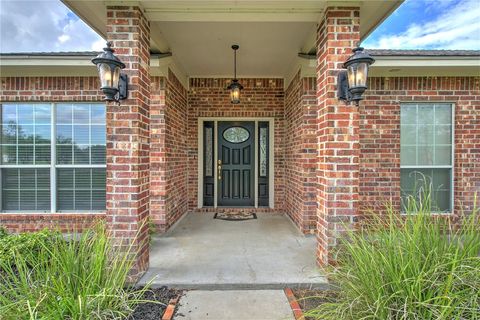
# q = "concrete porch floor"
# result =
<box><xmin>138</xmin><ymin>213</ymin><xmax>328</xmax><ymax>289</ymax></box>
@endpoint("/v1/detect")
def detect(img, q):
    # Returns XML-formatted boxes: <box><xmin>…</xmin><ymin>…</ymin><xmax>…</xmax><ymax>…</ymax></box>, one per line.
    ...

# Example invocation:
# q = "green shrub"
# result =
<box><xmin>308</xmin><ymin>195</ymin><xmax>480</xmax><ymax>320</ymax></box>
<box><xmin>0</xmin><ymin>223</ymin><xmax>150</xmax><ymax>320</ymax></box>
<box><xmin>0</xmin><ymin>228</ymin><xmax>59</xmax><ymax>267</ymax></box>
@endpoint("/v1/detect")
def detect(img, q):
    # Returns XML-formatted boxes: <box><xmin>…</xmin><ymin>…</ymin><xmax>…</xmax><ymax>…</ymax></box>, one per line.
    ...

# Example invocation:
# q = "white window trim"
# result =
<box><xmin>0</xmin><ymin>102</ymin><xmax>106</xmax><ymax>213</ymax></box>
<box><xmin>400</xmin><ymin>102</ymin><xmax>455</xmax><ymax>214</ymax></box>
<box><xmin>197</xmin><ymin>117</ymin><xmax>275</xmax><ymax>209</ymax></box>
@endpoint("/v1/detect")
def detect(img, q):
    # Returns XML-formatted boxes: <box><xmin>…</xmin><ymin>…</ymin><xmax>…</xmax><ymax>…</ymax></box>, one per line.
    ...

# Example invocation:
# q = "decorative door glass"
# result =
<box><xmin>223</xmin><ymin>127</ymin><xmax>249</xmax><ymax>143</ymax></box>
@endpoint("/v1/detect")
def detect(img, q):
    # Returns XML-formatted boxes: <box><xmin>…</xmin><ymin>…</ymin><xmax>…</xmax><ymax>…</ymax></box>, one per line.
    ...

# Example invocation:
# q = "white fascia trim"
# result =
<box><xmin>0</xmin><ymin>56</ymin><xmax>97</xmax><ymax>76</ymax></box>
<box><xmin>0</xmin><ymin>57</ymin><xmax>95</xmax><ymax>66</ymax></box>
<box><xmin>373</xmin><ymin>56</ymin><xmax>480</xmax><ymax>67</ymax></box>
<box><xmin>371</xmin><ymin>56</ymin><xmax>480</xmax><ymax>77</ymax></box>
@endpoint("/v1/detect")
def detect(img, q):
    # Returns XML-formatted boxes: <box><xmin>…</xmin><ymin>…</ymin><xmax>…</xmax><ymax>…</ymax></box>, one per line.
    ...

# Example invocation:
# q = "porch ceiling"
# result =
<box><xmin>153</xmin><ymin>21</ymin><xmax>314</xmax><ymax>77</ymax></box>
<box><xmin>62</xmin><ymin>0</ymin><xmax>403</xmax><ymax>78</ymax></box>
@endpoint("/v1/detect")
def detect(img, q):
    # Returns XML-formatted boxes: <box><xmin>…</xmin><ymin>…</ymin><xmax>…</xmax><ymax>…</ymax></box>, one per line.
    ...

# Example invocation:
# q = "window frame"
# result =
<box><xmin>400</xmin><ymin>102</ymin><xmax>455</xmax><ymax>214</ymax></box>
<box><xmin>0</xmin><ymin>102</ymin><xmax>107</xmax><ymax>213</ymax></box>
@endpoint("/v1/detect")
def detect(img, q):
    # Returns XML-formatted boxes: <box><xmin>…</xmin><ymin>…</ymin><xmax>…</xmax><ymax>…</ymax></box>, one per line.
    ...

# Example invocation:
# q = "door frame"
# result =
<box><xmin>197</xmin><ymin>117</ymin><xmax>275</xmax><ymax>209</ymax></box>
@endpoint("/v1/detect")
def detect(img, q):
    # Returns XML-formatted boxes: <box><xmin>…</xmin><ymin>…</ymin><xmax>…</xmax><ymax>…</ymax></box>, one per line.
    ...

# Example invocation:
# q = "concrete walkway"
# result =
<box><xmin>138</xmin><ymin>213</ymin><xmax>327</xmax><ymax>289</ymax></box>
<box><xmin>175</xmin><ymin>290</ymin><xmax>294</xmax><ymax>320</ymax></box>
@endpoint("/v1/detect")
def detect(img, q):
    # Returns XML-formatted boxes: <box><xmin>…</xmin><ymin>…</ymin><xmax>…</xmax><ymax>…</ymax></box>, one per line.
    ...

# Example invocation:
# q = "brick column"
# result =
<box><xmin>106</xmin><ymin>6</ymin><xmax>151</xmax><ymax>278</ymax></box>
<box><xmin>149</xmin><ymin>77</ymin><xmax>167</xmax><ymax>231</ymax></box>
<box><xmin>316</xmin><ymin>7</ymin><xmax>360</xmax><ymax>265</ymax></box>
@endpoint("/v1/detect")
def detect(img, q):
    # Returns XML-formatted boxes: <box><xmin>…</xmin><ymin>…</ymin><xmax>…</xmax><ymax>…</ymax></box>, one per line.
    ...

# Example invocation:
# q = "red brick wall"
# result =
<box><xmin>316</xmin><ymin>7</ymin><xmax>361</xmax><ymax>265</ymax></box>
<box><xmin>0</xmin><ymin>76</ymin><xmax>102</xmax><ymax>102</ymax></box>
<box><xmin>187</xmin><ymin>78</ymin><xmax>285</xmax><ymax>212</ymax></box>
<box><xmin>0</xmin><ymin>214</ymin><xmax>105</xmax><ymax>233</ymax></box>
<box><xmin>149</xmin><ymin>71</ymin><xmax>189</xmax><ymax>231</ymax></box>
<box><xmin>149</xmin><ymin>76</ymin><xmax>167</xmax><ymax>229</ymax></box>
<box><xmin>361</xmin><ymin>76</ymin><xmax>480</xmax><ymax>215</ymax></box>
<box><xmin>164</xmin><ymin>70</ymin><xmax>189</xmax><ymax>226</ymax></box>
<box><xmin>284</xmin><ymin>71</ymin><xmax>317</xmax><ymax>233</ymax></box>
<box><xmin>0</xmin><ymin>76</ymin><xmax>105</xmax><ymax>232</ymax></box>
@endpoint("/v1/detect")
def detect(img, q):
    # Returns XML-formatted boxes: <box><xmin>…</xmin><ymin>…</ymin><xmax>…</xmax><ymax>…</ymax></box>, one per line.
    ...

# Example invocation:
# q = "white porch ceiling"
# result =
<box><xmin>153</xmin><ymin>21</ymin><xmax>315</xmax><ymax>77</ymax></box>
<box><xmin>62</xmin><ymin>0</ymin><xmax>403</xmax><ymax>78</ymax></box>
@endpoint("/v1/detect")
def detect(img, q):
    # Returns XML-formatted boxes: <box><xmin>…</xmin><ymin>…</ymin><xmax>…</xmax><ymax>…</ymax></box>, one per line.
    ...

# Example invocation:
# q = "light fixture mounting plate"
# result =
<box><xmin>231</xmin><ymin>44</ymin><xmax>239</xmax><ymax>50</ymax></box>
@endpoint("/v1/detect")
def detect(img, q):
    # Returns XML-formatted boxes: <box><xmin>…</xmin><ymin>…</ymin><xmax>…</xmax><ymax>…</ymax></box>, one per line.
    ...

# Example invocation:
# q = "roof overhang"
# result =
<box><xmin>62</xmin><ymin>0</ymin><xmax>403</xmax><ymax>51</ymax></box>
<box><xmin>286</xmin><ymin>54</ymin><xmax>480</xmax><ymax>87</ymax></box>
<box><xmin>0</xmin><ymin>54</ymin><xmax>189</xmax><ymax>89</ymax></box>
<box><xmin>2</xmin><ymin>54</ymin><xmax>478</xmax><ymax>90</ymax></box>
<box><xmin>61</xmin><ymin>0</ymin><xmax>403</xmax><ymax>78</ymax></box>
<box><xmin>369</xmin><ymin>56</ymin><xmax>480</xmax><ymax>77</ymax></box>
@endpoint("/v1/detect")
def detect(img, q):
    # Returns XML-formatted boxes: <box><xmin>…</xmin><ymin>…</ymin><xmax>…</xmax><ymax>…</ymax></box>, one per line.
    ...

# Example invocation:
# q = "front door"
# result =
<box><xmin>217</xmin><ymin>122</ymin><xmax>254</xmax><ymax>206</ymax></box>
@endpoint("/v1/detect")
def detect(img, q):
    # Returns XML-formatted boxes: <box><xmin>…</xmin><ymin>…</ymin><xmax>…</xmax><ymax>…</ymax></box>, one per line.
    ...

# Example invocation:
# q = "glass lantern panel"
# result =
<box><xmin>347</xmin><ymin>63</ymin><xmax>369</xmax><ymax>87</ymax></box>
<box><xmin>356</xmin><ymin>62</ymin><xmax>368</xmax><ymax>87</ymax></box>
<box><xmin>347</xmin><ymin>65</ymin><xmax>356</xmax><ymax>88</ymax></box>
<box><xmin>230</xmin><ymin>87</ymin><xmax>241</xmax><ymax>103</ymax></box>
<box><xmin>98</xmin><ymin>63</ymin><xmax>112</xmax><ymax>88</ymax></box>
<box><xmin>112</xmin><ymin>66</ymin><xmax>121</xmax><ymax>89</ymax></box>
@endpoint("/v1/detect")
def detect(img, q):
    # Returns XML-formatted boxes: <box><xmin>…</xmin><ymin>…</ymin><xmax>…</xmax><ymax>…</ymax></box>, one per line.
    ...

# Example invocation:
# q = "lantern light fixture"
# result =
<box><xmin>227</xmin><ymin>45</ymin><xmax>243</xmax><ymax>104</ymax></box>
<box><xmin>91</xmin><ymin>42</ymin><xmax>128</xmax><ymax>102</ymax></box>
<box><xmin>337</xmin><ymin>46</ymin><xmax>375</xmax><ymax>106</ymax></box>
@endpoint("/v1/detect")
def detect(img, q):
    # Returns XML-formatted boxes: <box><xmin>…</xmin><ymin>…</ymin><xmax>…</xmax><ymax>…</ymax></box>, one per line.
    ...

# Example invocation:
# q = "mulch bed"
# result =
<box><xmin>128</xmin><ymin>286</ymin><xmax>182</xmax><ymax>320</ymax></box>
<box><xmin>291</xmin><ymin>289</ymin><xmax>338</xmax><ymax>320</ymax></box>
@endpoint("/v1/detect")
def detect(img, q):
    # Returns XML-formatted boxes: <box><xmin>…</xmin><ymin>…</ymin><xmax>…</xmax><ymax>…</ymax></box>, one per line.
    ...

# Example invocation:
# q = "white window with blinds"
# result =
<box><xmin>400</xmin><ymin>103</ymin><xmax>454</xmax><ymax>212</ymax></box>
<box><xmin>0</xmin><ymin>103</ymin><xmax>106</xmax><ymax>212</ymax></box>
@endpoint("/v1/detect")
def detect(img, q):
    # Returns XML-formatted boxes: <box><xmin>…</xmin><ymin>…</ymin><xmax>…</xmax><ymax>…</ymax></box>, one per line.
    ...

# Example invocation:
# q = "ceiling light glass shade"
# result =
<box><xmin>228</xmin><ymin>79</ymin><xmax>243</xmax><ymax>104</ymax></box>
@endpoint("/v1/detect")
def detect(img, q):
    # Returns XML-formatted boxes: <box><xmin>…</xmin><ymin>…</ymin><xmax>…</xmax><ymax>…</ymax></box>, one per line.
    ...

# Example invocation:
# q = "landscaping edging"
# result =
<box><xmin>162</xmin><ymin>295</ymin><xmax>181</xmax><ymax>320</ymax></box>
<box><xmin>284</xmin><ymin>288</ymin><xmax>305</xmax><ymax>320</ymax></box>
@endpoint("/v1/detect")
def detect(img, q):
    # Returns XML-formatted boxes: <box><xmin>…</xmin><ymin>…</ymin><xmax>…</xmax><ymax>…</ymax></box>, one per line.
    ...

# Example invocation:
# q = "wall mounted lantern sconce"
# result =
<box><xmin>227</xmin><ymin>45</ymin><xmax>243</xmax><ymax>104</ymax></box>
<box><xmin>92</xmin><ymin>42</ymin><xmax>128</xmax><ymax>102</ymax></box>
<box><xmin>337</xmin><ymin>46</ymin><xmax>375</xmax><ymax>106</ymax></box>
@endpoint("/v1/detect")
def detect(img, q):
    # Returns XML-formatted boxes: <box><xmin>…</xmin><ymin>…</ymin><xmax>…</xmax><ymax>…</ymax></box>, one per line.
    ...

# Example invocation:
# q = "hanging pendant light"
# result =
<box><xmin>227</xmin><ymin>45</ymin><xmax>243</xmax><ymax>104</ymax></box>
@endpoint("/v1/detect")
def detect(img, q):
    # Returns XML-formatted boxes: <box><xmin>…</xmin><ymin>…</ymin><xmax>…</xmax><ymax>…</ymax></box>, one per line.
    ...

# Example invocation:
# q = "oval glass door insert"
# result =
<box><xmin>223</xmin><ymin>127</ymin><xmax>250</xmax><ymax>143</ymax></box>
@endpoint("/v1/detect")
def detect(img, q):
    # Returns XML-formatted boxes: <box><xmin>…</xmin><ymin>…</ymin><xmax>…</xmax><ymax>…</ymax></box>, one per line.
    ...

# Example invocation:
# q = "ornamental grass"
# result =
<box><xmin>0</xmin><ymin>223</ymin><xmax>150</xmax><ymax>320</ymax></box>
<box><xmin>307</xmin><ymin>192</ymin><xmax>480</xmax><ymax>320</ymax></box>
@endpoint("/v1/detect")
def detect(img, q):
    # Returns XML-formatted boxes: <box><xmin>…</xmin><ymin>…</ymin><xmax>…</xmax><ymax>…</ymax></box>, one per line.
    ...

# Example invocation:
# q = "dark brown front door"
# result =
<box><xmin>217</xmin><ymin>122</ymin><xmax>254</xmax><ymax>206</ymax></box>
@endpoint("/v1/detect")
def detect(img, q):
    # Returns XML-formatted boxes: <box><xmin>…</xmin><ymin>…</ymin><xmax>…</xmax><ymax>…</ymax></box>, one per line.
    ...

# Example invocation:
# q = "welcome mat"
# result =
<box><xmin>214</xmin><ymin>211</ymin><xmax>257</xmax><ymax>221</ymax></box>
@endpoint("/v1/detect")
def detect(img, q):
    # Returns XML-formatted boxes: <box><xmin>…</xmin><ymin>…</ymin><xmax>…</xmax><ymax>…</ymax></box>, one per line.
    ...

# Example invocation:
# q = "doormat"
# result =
<box><xmin>214</xmin><ymin>212</ymin><xmax>257</xmax><ymax>221</ymax></box>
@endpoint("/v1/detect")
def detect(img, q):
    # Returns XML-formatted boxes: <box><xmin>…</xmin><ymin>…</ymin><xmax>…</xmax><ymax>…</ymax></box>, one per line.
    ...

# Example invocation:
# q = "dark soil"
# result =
<box><xmin>127</xmin><ymin>286</ymin><xmax>182</xmax><ymax>320</ymax></box>
<box><xmin>292</xmin><ymin>289</ymin><xmax>338</xmax><ymax>320</ymax></box>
